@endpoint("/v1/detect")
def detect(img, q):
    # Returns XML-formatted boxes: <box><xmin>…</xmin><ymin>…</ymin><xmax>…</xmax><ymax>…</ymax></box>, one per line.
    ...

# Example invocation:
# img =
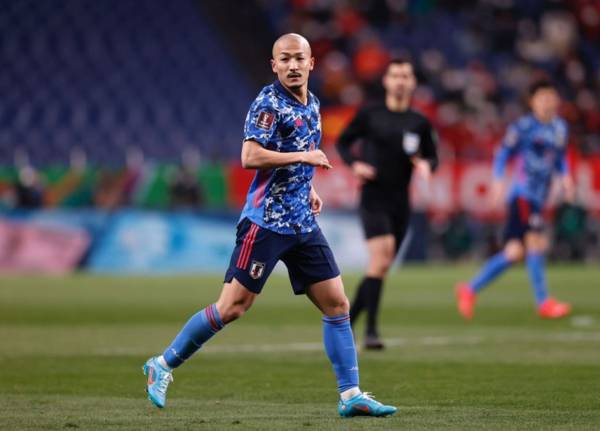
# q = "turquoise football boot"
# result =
<box><xmin>143</xmin><ymin>357</ymin><xmax>173</xmax><ymax>408</ymax></box>
<box><xmin>338</xmin><ymin>392</ymin><xmax>397</xmax><ymax>417</ymax></box>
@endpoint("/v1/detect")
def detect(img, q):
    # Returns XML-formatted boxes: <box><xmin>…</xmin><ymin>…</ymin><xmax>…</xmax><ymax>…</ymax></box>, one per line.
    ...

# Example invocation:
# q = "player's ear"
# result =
<box><xmin>270</xmin><ymin>58</ymin><xmax>277</xmax><ymax>74</ymax></box>
<box><xmin>309</xmin><ymin>57</ymin><xmax>315</xmax><ymax>71</ymax></box>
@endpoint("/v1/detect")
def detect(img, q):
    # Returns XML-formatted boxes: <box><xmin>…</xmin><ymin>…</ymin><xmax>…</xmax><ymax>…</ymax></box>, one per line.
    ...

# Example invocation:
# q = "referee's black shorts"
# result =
<box><xmin>358</xmin><ymin>200</ymin><xmax>410</xmax><ymax>253</ymax></box>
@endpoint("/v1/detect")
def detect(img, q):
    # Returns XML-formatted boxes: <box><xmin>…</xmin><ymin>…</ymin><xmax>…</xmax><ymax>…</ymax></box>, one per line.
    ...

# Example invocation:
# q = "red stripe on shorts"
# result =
<box><xmin>517</xmin><ymin>197</ymin><xmax>530</xmax><ymax>224</ymax></box>
<box><xmin>237</xmin><ymin>224</ymin><xmax>259</xmax><ymax>269</ymax></box>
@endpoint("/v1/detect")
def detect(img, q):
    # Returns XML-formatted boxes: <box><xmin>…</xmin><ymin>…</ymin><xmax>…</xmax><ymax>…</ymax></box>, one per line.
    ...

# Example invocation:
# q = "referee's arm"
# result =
<box><xmin>336</xmin><ymin>108</ymin><xmax>368</xmax><ymax>166</ymax></box>
<box><xmin>419</xmin><ymin>122</ymin><xmax>439</xmax><ymax>172</ymax></box>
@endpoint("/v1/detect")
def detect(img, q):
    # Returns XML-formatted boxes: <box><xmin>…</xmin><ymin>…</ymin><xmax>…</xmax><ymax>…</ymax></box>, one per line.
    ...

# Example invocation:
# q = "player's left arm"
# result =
<box><xmin>309</xmin><ymin>185</ymin><xmax>323</xmax><ymax>215</ymax></box>
<box><xmin>554</xmin><ymin>123</ymin><xmax>575</xmax><ymax>203</ymax></box>
<box><xmin>411</xmin><ymin>121</ymin><xmax>439</xmax><ymax>181</ymax></box>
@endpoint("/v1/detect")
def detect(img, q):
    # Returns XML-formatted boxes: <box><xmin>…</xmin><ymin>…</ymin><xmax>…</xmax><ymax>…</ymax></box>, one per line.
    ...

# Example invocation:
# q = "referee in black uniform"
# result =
<box><xmin>336</xmin><ymin>58</ymin><xmax>438</xmax><ymax>349</ymax></box>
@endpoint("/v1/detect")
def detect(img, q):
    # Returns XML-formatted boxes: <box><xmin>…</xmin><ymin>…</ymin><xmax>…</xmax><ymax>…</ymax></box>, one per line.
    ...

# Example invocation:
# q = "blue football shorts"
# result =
<box><xmin>504</xmin><ymin>196</ymin><xmax>544</xmax><ymax>241</ymax></box>
<box><xmin>224</xmin><ymin>218</ymin><xmax>340</xmax><ymax>294</ymax></box>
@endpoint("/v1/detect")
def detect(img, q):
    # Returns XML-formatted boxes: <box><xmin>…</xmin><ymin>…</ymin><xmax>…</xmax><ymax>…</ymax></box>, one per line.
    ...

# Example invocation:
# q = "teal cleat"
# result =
<box><xmin>143</xmin><ymin>357</ymin><xmax>173</xmax><ymax>408</ymax></box>
<box><xmin>338</xmin><ymin>392</ymin><xmax>397</xmax><ymax>418</ymax></box>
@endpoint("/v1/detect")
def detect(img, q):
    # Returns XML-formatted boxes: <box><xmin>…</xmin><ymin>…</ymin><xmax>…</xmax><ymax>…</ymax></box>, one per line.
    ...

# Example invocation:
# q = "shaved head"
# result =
<box><xmin>272</xmin><ymin>33</ymin><xmax>312</xmax><ymax>58</ymax></box>
<box><xmin>270</xmin><ymin>33</ymin><xmax>314</xmax><ymax>99</ymax></box>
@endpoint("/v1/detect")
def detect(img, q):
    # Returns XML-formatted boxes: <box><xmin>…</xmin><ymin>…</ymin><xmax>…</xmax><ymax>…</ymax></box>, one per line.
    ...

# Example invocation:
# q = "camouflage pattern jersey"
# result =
<box><xmin>239</xmin><ymin>80</ymin><xmax>322</xmax><ymax>234</ymax></box>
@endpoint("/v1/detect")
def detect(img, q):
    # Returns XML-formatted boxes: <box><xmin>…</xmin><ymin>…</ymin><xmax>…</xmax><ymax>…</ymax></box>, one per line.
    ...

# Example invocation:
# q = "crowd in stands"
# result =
<box><xmin>1</xmin><ymin>0</ymin><xmax>599</xmax><ymax>212</ymax></box>
<box><xmin>261</xmin><ymin>0</ymin><xmax>600</xmax><ymax>159</ymax></box>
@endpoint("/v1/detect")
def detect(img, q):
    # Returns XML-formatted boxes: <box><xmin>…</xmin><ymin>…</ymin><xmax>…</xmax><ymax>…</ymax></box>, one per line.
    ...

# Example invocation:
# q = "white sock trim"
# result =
<box><xmin>157</xmin><ymin>355</ymin><xmax>172</xmax><ymax>371</ymax></box>
<box><xmin>340</xmin><ymin>386</ymin><xmax>361</xmax><ymax>401</ymax></box>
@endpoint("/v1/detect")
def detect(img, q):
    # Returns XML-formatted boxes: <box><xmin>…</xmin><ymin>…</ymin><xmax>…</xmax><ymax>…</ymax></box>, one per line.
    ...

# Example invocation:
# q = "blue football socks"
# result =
<box><xmin>470</xmin><ymin>251</ymin><xmax>512</xmax><ymax>293</ymax></box>
<box><xmin>322</xmin><ymin>313</ymin><xmax>359</xmax><ymax>393</ymax></box>
<box><xmin>163</xmin><ymin>303</ymin><xmax>225</xmax><ymax>368</ymax></box>
<box><xmin>526</xmin><ymin>253</ymin><xmax>549</xmax><ymax>305</ymax></box>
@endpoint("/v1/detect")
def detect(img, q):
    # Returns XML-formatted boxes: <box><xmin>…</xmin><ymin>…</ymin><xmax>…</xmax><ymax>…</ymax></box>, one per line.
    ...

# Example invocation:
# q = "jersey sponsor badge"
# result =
<box><xmin>249</xmin><ymin>260</ymin><xmax>265</xmax><ymax>279</ymax></box>
<box><xmin>256</xmin><ymin>111</ymin><xmax>275</xmax><ymax>130</ymax></box>
<box><xmin>403</xmin><ymin>132</ymin><xmax>420</xmax><ymax>155</ymax></box>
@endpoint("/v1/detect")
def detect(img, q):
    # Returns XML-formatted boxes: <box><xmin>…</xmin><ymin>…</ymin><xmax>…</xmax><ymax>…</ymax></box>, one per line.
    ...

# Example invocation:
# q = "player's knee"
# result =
<box><xmin>525</xmin><ymin>234</ymin><xmax>548</xmax><ymax>254</ymax></box>
<box><xmin>217</xmin><ymin>300</ymin><xmax>252</xmax><ymax>323</ymax></box>
<box><xmin>322</xmin><ymin>294</ymin><xmax>350</xmax><ymax>316</ymax></box>
<box><xmin>331</xmin><ymin>296</ymin><xmax>350</xmax><ymax>315</ymax></box>
<box><xmin>219</xmin><ymin>304</ymin><xmax>246</xmax><ymax>323</ymax></box>
<box><xmin>340</xmin><ymin>296</ymin><xmax>350</xmax><ymax>314</ymax></box>
<box><xmin>504</xmin><ymin>242</ymin><xmax>525</xmax><ymax>262</ymax></box>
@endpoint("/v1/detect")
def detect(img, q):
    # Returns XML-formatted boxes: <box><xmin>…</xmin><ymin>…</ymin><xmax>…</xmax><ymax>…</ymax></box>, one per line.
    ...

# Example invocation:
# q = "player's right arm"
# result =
<box><xmin>241</xmin><ymin>92</ymin><xmax>331</xmax><ymax>170</ymax></box>
<box><xmin>490</xmin><ymin>122</ymin><xmax>521</xmax><ymax>207</ymax></box>
<box><xmin>241</xmin><ymin>140</ymin><xmax>331</xmax><ymax>169</ymax></box>
<box><xmin>553</xmin><ymin>120</ymin><xmax>575</xmax><ymax>203</ymax></box>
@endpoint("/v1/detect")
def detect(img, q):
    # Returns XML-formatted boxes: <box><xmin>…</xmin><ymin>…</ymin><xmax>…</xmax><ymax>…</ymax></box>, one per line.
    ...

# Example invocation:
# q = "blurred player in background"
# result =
<box><xmin>456</xmin><ymin>80</ymin><xmax>574</xmax><ymax>320</ymax></box>
<box><xmin>337</xmin><ymin>59</ymin><xmax>438</xmax><ymax>349</ymax></box>
<box><xmin>143</xmin><ymin>33</ymin><xmax>396</xmax><ymax>418</ymax></box>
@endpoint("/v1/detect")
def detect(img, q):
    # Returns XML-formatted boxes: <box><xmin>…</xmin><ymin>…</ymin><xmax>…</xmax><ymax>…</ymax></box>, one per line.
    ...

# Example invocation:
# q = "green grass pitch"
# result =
<box><xmin>1</xmin><ymin>264</ymin><xmax>599</xmax><ymax>430</ymax></box>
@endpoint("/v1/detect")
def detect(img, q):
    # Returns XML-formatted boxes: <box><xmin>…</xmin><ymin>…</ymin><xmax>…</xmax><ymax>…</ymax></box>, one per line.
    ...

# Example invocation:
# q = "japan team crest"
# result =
<box><xmin>249</xmin><ymin>260</ymin><xmax>265</xmax><ymax>279</ymax></box>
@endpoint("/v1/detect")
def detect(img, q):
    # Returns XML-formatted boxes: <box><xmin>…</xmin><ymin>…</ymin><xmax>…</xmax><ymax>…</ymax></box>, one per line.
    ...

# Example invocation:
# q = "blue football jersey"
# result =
<box><xmin>239</xmin><ymin>80</ymin><xmax>322</xmax><ymax>234</ymax></box>
<box><xmin>493</xmin><ymin>114</ymin><xmax>568</xmax><ymax>206</ymax></box>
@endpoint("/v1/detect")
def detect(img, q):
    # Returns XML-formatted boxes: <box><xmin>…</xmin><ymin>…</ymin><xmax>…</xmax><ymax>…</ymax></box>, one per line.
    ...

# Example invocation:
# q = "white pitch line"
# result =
<box><xmin>570</xmin><ymin>315</ymin><xmax>596</xmax><ymax>328</ymax></box>
<box><xmin>8</xmin><ymin>332</ymin><xmax>597</xmax><ymax>358</ymax></box>
<box><xmin>202</xmin><ymin>335</ymin><xmax>485</xmax><ymax>354</ymax></box>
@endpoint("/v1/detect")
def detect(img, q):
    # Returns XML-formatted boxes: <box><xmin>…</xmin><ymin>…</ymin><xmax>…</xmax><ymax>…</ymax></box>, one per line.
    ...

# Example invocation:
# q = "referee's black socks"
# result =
<box><xmin>350</xmin><ymin>276</ymin><xmax>383</xmax><ymax>336</ymax></box>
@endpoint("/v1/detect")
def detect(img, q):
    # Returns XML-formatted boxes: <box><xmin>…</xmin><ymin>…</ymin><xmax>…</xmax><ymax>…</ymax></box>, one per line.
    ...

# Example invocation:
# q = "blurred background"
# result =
<box><xmin>0</xmin><ymin>0</ymin><xmax>598</xmax><ymax>274</ymax></box>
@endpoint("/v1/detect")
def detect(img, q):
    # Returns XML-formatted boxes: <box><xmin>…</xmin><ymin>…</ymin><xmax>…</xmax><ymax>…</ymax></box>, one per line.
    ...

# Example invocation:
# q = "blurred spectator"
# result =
<box><xmin>169</xmin><ymin>167</ymin><xmax>204</xmax><ymax>209</ymax></box>
<box><xmin>261</xmin><ymin>0</ymin><xmax>600</xmax><ymax>158</ymax></box>
<box><xmin>15</xmin><ymin>166</ymin><xmax>44</xmax><ymax>209</ymax></box>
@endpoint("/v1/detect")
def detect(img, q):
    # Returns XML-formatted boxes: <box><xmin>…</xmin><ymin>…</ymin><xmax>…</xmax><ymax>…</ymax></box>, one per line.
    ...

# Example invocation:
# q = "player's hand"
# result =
<box><xmin>562</xmin><ymin>175</ymin><xmax>575</xmax><ymax>204</ymax></box>
<box><xmin>302</xmin><ymin>150</ymin><xmax>332</xmax><ymax>169</ymax></box>
<box><xmin>411</xmin><ymin>157</ymin><xmax>431</xmax><ymax>182</ymax></box>
<box><xmin>351</xmin><ymin>161</ymin><xmax>376</xmax><ymax>184</ymax></box>
<box><xmin>309</xmin><ymin>188</ymin><xmax>323</xmax><ymax>215</ymax></box>
<box><xmin>489</xmin><ymin>180</ymin><xmax>504</xmax><ymax>209</ymax></box>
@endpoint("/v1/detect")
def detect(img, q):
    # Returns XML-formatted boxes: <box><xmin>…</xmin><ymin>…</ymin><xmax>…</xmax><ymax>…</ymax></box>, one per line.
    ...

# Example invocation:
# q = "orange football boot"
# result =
<box><xmin>538</xmin><ymin>298</ymin><xmax>571</xmax><ymax>319</ymax></box>
<box><xmin>455</xmin><ymin>282</ymin><xmax>476</xmax><ymax>320</ymax></box>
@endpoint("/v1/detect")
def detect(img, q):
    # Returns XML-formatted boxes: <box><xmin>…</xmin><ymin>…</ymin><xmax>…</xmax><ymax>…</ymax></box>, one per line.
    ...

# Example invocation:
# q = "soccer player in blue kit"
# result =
<box><xmin>143</xmin><ymin>33</ymin><xmax>397</xmax><ymax>418</ymax></box>
<box><xmin>456</xmin><ymin>81</ymin><xmax>574</xmax><ymax>320</ymax></box>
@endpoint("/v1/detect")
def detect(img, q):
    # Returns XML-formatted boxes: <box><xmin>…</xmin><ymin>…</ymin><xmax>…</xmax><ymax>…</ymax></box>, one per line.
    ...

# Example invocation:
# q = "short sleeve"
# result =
<box><xmin>502</xmin><ymin>123</ymin><xmax>521</xmax><ymax>150</ymax></box>
<box><xmin>554</xmin><ymin>120</ymin><xmax>569</xmax><ymax>174</ymax></box>
<box><xmin>418</xmin><ymin>120</ymin><xmax>439</xmax><ymax>171</ymax></box>
<box><xmin>243</xmin><ymin>94</ymin><xmax>278</xmax><ymax>147</ymax></box>
<box><xmin>493</xmin><ymin>121</ymin><xmax>521</xmax><ymax>178</ymax></box>
<box><xmin>336</xmin><ymin>107</ymin><xmax>370</xmax><ymax>166</ymax></box>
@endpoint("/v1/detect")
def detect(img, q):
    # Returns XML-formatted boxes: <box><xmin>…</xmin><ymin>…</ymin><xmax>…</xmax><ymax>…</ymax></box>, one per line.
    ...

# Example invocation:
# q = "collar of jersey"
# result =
<box><xmin>274</xmin><ymin>80</ymin><xmax>311</xmax><ymax>108</ymax></box>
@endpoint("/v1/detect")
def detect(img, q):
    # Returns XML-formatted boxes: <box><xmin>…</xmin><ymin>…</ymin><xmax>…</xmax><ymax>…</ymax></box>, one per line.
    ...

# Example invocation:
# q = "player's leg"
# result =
<box><xmin>162</xmin><ymin>278</ymin><xmax>257</xmax><ymax>368</ymax></box>
<box><xmin>143</xmin><ymin>218</ymin><xmax>279</xmax><ymax>408</ymax></box>
<box><xmin>469</xmin><ymin>239</ymin><xmax>524</xmax><ymax>293</ymax></box>
<box><xmin>143</xmin><ymin>278</ymin><xmax>257</xmax><ymax>408</ymax></box>
<box><xmin>455</xmin><ymin>197</ymin><xmax>527</xmax><ymax>319</ymax></box>
<box><xmin>283</xmin><ymin>231</ymin><xmax>396</xmax><ymax>417</ymax></box>
<box><xmin>456</xmin><ymin>240</ymin><xmax>524</xmax><ymax>319</ymax></box>
<box><xmin>524</xmin><ymin>231</ymin><xmax>571</xmax><ymax>318</ymax></box>
<box><xmin>306</xmin><ymin>276</ymin><xmax>397</xmax><ymax>417</ymax></box>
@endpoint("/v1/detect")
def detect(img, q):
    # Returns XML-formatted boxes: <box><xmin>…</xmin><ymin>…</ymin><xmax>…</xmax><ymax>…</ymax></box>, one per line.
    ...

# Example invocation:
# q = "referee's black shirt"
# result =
<box><xmin>336</xmin><ymin>103</ymin><xmax>438</xmax><ymax>209</ymax></box>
